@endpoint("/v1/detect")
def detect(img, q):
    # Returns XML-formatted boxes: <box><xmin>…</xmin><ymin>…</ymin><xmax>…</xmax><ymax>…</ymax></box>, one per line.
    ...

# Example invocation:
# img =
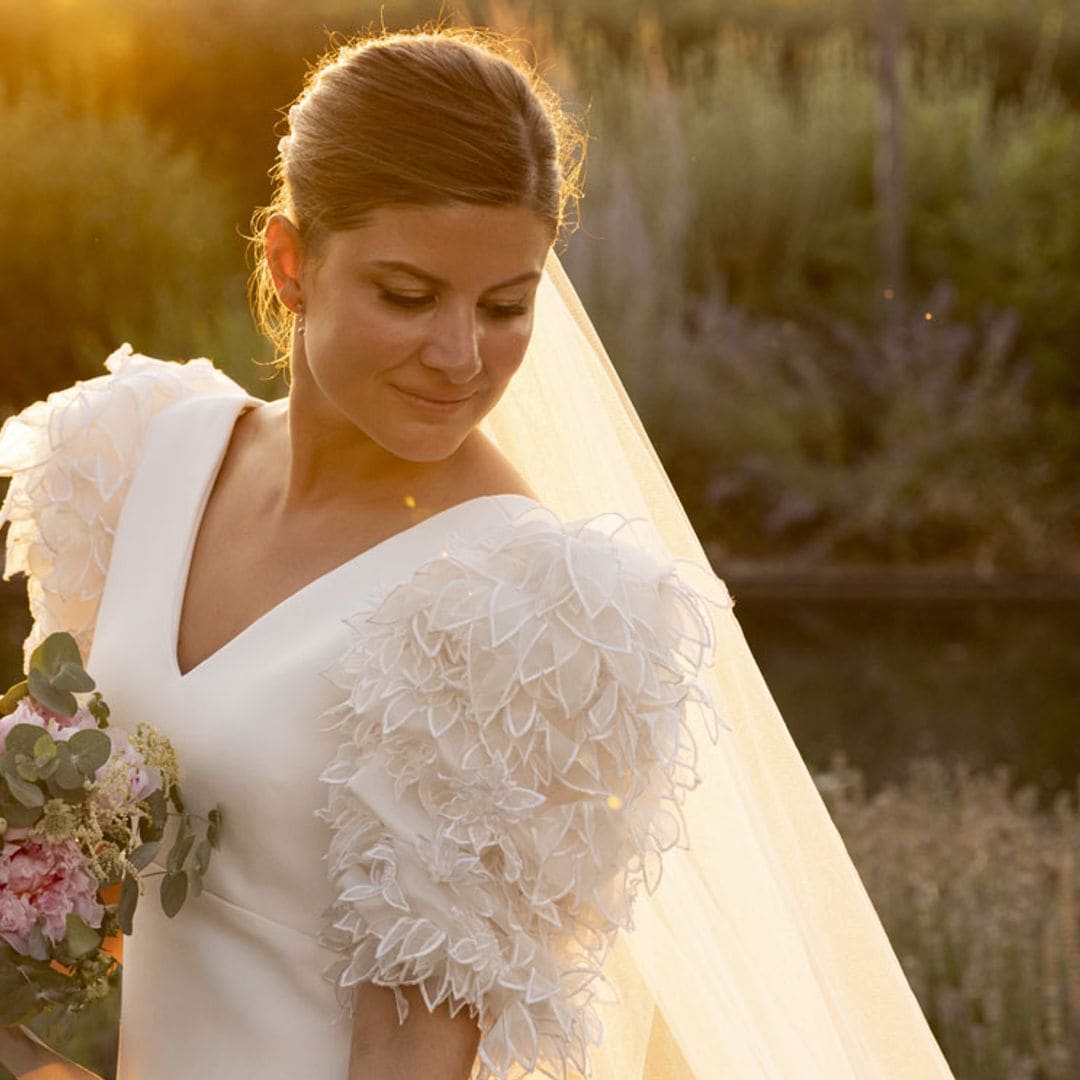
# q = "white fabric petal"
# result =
<box><xmin>0</xmin><ymin>344</ymin><xmax>249</xmax><ymax>664</ymax></box>
<box><xmin>318</xmin><ymin>507</ymin><xmax>729</xmax><ymax>1080</ymax></box>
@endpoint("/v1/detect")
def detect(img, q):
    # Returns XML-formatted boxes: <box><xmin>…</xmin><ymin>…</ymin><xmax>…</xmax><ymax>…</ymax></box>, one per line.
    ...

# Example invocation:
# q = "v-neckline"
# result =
<box><xmin>171</xmin><ymin>396</ymin><xmax>536</xmax><ymax>681</ymax></box>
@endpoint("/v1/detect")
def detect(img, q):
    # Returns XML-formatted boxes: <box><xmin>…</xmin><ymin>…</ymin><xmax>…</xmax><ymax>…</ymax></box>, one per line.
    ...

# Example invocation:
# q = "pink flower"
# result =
<box><xmin>0</xmin><ymin>840</ymin><xmax>104</xmax><ymax>955</ymax></box>
<box><xmin>0</xmin><ymin>889</ymin><xmax>36</xmax><ymax>954</ymax></box>
<box><xmin>96</xmin><ymin>726</ymin><xmax>161</xmax><ymax>805</ymax></box>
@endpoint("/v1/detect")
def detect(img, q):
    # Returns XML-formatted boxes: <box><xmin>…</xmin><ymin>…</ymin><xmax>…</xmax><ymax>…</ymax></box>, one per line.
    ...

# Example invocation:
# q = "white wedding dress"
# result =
<box><xmin>0</xmin><ymin>349</ymin><xmax>718</xmax><ymax>1079</ymax></box>
<box><xmin>0</xmin><ymin>340</ymin><xmax>955</xmax><ymax>1079</ymax></box>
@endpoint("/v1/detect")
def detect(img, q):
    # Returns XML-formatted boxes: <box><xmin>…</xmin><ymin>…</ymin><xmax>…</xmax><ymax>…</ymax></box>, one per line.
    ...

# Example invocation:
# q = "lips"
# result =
<box><xmin>392</xmin><ymin>385</ymin><xmax>476</xmax><ymax>414</ymax></box>
<box><xmin>396</xmin><ymin>388</ymin><xmax>473</xmax><ymax>404</ymax></box>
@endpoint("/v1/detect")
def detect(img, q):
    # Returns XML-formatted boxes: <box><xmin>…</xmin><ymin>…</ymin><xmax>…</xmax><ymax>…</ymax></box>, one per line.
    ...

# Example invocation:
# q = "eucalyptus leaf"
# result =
<box><xmin>27</xmin><ymin>668</ymin><xmax>77</xmax><ymax>718</ymax></box>
<box><xmin>160</xmin><ymin>871</ymin><xmax>188</xmax><ymax>918</ymax></box>
<box><xmin>15</xmin><ymin>758</ymin><xmax>40</xmax><ymax>783</ymax></box>
<box><xmin>87</xmin><ymin>692</ymin><xmax>110</xmax><ymax>727</ymax></box>
<box><xmin>0</xmin><ymin>948</ymin><xmax>23</xmax><ymax>990</ymax></box>
<box><xmin>63</xmin><ymin>914</ymin><xmax>102</xmax><ymax>959</ymax></box>
<box><xmin>142</xmin><ymin>788</ymin><xmax>167</xmax><ymax>841</ymax></box>
<box><xmin>166</xmin><ymin>831</ymin><xmax>195</xmax><ymax>873</ymax></box>
<box><xmin>118</xmin><ymin>874</ymin><xmax>139</xmax><ymax>935</ymax></box>
<box><xmin>206</xmin><ymin>806</ymin><xmax>222</xmax><ymax>849</ymax></box>
<box><xmin>0</xmin><ymin>980</ymin><xmax>39</xmax><ymax>1026</ymax></box>
<box><xmin>52</xmin><ymin>660</ymin><xmax>95</xmax><ymax>694</ymax></box>
<box><xmin>189</xmin><ymin>872</ymin><xmax>203</xmax><ymax>899</ymax></box>
<box><xmin>5</xmin><ymin>770</ymin><xmax>45</xmax><ymax>809</ymax></box>
<box><xmin>36</xmin><ymin>757</ymin><xmax>59</xmax><ymax>781</ymax></box>
<box><xmin>27</xmin><ymin>921</ymin><xmax>49</xmax><ymax>963</ymax></box>
<box><xmin>51</xmin><ymin>1006</ymin><xmax>77</xmax><ymax>1044</ymax></box>
<box><xmin>32</xmin><ymin>733</ymin><xmax>55</xmax><ymax>760</ymax></box>
<box><xmin>29</xmin><ymin>632</ymin><xmax>85</xmax><ymax>680</ymax></box>
<box><xmin>67</xmin><ymin>728</ymin><xmax>111</xmax><ymax>776</ymax></box>
<box><xmin>3</xmin><ymin>723</ymin><xmax>46</xmax><ymax>758</ymax></box>
<box><xmin>0</xmin><ymin>679</ymin><xmax>29</xmax><ymax>716</ymax></box>
<box><xmin>0</xmin><ymin>789</ymin><xmax>43</xmax><ymax>828</ymax></box>
<box><xmin>192</xmin><ymin>839</ymin><xmax>212</xmax><ymax>877</ymax></box>
<box><xmin>129</xmin><ymin>841</ymin><xmax>160</xmax><ymax>871</ymax></box>
<box><xmin>169</xmin><ymin>785</ymin><xmax>185</xmax><ymax>813</ymax></box>
<box><xmin>48</xmin><ymin>744</ymin><xmax>86</xmax><ymax>796</ymax></box>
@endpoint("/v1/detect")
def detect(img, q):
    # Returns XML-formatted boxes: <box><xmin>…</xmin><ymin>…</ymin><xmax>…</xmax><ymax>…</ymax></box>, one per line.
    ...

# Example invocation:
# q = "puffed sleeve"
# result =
<box><xmin>0</xmin><ymin>343</ymin><xmax>250</xmax><ymax>664</ymax></box>
<box><xmin>317</xmin><ymin>507</ymin><xmax>729</xmax><ymax>1080</ymax></box>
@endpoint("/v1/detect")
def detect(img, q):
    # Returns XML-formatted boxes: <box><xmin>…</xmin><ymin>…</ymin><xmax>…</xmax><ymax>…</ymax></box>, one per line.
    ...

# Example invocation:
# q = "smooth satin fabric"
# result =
<box><xmin>85</xmin><ymin>394</ymin><xmax>536</xmax><ymax>1078</ymax></box>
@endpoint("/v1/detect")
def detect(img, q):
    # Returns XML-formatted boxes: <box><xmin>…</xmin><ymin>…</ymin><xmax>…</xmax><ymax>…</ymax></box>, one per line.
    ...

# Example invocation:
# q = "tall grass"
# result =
<box><xmin>819</xmin><ymin>755</ymin><xmax>1080</xmax><ymax>1079</ymax></box>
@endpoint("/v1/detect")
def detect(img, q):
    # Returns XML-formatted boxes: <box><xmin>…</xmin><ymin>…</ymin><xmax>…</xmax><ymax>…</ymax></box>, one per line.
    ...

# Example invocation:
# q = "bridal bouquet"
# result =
<box><xmin>0</xmin><ymin>632</ymin><xmax>221</xmax><ymax>1027</ymax></box>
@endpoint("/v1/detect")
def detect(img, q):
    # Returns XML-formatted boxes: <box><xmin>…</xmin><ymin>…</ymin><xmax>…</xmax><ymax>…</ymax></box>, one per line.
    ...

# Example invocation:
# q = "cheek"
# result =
<box><xmin>482</xmin><ymin>322</ymin><xmax>534</xmax><ymax>387</ymax></box>
<box><xmin>312</xmin><ymin>305</ymin><xmax>419</xmax><ymax>381</ymax></box>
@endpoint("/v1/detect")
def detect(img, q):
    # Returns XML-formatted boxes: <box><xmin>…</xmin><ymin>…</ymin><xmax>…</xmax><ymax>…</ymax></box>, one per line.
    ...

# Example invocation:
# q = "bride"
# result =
<box><xmin>0</xmin><ymin>26</ymin><xmax>953</xmax><ymax>1080</ymax></box>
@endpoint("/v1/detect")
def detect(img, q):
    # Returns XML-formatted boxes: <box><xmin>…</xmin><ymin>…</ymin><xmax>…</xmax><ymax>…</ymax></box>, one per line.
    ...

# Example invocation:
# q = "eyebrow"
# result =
<box><xmin>369</xmin><ymin>260</ymin><xmax>542</xmax><ymax>291</ymax></box>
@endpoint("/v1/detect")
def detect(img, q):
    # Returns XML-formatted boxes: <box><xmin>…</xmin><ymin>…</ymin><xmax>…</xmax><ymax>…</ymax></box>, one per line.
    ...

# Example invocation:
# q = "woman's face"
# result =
<box><xmin>281</xmin><ymin>202</ymin><xmax>553</xmax><ymax>463</ymax></box>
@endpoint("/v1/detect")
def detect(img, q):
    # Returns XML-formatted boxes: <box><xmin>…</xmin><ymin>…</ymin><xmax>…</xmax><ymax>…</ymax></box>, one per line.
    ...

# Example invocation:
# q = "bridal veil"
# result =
<box><xmin>480</xmin><ymin>251</ymin><xmax>954</xmax><ymax>1079</ymax></box>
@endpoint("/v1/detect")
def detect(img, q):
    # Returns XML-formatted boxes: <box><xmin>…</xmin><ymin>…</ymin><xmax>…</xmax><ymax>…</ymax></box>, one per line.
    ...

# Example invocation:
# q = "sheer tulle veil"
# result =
<box><xmin>480</xmin><ymin>252</ymin><xmax>954</xmax><ymax>1079</ymax></box>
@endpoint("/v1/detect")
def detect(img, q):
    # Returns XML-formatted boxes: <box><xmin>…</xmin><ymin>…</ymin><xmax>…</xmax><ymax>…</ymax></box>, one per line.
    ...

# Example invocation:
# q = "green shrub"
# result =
<box><xmin>0</xmin><ymin>87</ymin><xmax>266</xmax><ymax>412</ymax></box>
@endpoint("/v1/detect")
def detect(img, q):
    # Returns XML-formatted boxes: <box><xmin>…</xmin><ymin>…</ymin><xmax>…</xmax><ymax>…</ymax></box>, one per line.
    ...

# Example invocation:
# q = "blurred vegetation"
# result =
<box><xmin>820</xmin><ymin>755</ymin><xmax>1080</xmax><ymax>1080</ymax></box>
<box><xmin>0</xmin><ymin>0</ymin><xmax>1076</xmax><ymax>572</ymax></box>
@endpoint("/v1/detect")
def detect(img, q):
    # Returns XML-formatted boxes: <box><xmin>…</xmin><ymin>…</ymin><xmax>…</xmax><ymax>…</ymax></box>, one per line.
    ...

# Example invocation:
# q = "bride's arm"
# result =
<box><xmin>347</xmin><ymin>983</ymin><xmax>479</xmax><ymax>1080</ymax></box>
<box><xmin>0</xmin><ymin>1026</ymin><xmax>101</xmax><ymax>1079</ymax></box>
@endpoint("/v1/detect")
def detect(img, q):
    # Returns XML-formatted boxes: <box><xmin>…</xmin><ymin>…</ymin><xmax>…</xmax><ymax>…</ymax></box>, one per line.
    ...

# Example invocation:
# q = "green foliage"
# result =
<box><xmin>560</xmin><ymin>24</ymin><xmax>1080</xmax><ymax>569</ymax></box>
<box><xmin>0</xmin><ymin>1</ymin><xmax>1076</xmax><ymax>573</ymax></box>
<box><xmin>0</xmin><ymin>632</ymin><xmax>222</xmax><ymax>1049</ymax></box>
<box><xmin>0</xmin><ymin>86</ymin><xmax>264</xmax><ymax>411</ymax></box>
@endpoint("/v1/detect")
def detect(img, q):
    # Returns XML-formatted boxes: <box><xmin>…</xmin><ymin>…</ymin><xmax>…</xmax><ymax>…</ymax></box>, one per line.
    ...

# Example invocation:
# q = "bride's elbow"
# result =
<box><xmin>347</xmin><ymin>982</ymin><xmax>480</xmax><ymax>1080</ymax></box>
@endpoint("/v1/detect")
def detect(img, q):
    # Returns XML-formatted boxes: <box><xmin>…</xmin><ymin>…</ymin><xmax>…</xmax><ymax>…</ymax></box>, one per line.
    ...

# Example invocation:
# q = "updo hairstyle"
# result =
<box><xmin>250</xmin><ymin>27</ymin><xmax>586</xmax><ymax>365</ymax></box>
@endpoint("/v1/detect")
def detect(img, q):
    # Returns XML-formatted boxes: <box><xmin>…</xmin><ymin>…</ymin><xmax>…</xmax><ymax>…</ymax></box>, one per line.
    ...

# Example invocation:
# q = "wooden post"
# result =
<box><xmin>875</xmin><ymin>0</ymin><xmax>907</xmax><ymax>347</ymax></box>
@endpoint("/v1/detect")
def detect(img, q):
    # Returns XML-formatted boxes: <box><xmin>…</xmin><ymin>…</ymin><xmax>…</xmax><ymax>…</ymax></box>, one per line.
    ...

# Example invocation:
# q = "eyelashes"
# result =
<box><xmin>378</xmin><ymin>289</ymin><xmax>430</xmax><ymax>309</ymax></box>
<box><xmin>378</xmin><ymin>289</ymin><xmax>528</xmax><ymax>319</ymax></box>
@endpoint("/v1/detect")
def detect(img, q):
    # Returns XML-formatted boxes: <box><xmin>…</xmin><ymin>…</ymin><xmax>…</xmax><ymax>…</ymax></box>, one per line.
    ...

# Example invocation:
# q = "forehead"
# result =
<box><xmin>318</xmin><ymin>203</ymin><xmax>554</xmax><ymax>286</ymax></box>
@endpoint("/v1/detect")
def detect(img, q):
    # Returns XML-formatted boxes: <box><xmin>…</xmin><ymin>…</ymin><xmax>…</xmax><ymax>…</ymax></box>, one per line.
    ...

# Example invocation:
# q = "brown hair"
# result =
<box><xmin>250</xmin><ymin>26</ymin><xmax>586</xmax><ymax>365</ymax></box>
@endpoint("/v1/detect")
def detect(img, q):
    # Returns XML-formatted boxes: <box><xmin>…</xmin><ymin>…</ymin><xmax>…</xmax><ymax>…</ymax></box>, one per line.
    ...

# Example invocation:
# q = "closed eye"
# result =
<box><xmin>379</xmin><ymin>289</ymin><xmax>433</xmax><ymax>309</ymax></box>
<box><xmin>379</xmin><ymin>289</ymin><xmax>528</xmax><ymax>318</ymax></box>
<box><xmin>483</xmin><ymin>302</ymin><xmax>529</xmax><ymax>318</ymax></box>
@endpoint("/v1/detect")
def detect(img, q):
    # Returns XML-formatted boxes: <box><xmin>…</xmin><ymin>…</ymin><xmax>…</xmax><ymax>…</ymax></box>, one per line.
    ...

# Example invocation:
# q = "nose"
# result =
<box><xmin>419</xmin><ymin>302</ymin><xmax>482</xmax><ymax>384</ymax></box>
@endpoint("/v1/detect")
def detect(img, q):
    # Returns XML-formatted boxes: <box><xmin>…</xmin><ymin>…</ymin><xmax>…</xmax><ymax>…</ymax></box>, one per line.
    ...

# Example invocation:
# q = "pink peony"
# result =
<box><xmin>0</xmin><ymin>889</ymin><xmax>36</xmax><ymax>954</ymax></box>
<box><xmin>0</xmin><ymin>840</ymin><xmax>104</xmax><ymax>955</ymax></box>
<box><xmin>97</xmin><ymin>726</ymin><xmax>161</xmax><ymax>804</ymax></box>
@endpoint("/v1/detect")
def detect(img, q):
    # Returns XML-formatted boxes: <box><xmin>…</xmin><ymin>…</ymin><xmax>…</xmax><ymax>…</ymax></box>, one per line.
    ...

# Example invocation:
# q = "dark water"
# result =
<box><xmin>1</xmin><ymin>579</ymin><xmax>1076</xmax><ymax>805</ymax></box>
<box><xmin>733</xmin><ymin>591</ymin><xmax>1080</xmax><ymax>805</ymax></box>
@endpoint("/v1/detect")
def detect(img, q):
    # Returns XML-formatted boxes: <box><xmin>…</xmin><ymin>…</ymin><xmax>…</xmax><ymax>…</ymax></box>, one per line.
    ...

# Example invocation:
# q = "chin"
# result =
<box><xmin>383</xmin><ymin>428</ymin><xmax>471</xmax><ymax>464</ymax></box>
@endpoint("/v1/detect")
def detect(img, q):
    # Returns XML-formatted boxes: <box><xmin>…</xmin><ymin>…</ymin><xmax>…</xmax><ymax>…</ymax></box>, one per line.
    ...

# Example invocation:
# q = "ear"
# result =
<box><xmin>265</xmin><ymin>213</ymin><xmax>305</xmax><ymax>312</ymax></box>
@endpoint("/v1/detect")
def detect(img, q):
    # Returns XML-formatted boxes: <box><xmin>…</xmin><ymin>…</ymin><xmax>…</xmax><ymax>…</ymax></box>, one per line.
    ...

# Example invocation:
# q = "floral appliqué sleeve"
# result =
<box><xmin>318</xmin><ymin>508</ymin><xmax>728</xmax><ymax>1080</ymax></box>
<box><xmin>0</xmin><ymin>345</ymin><xmax>248</xmax><ymax>664</ymax></box>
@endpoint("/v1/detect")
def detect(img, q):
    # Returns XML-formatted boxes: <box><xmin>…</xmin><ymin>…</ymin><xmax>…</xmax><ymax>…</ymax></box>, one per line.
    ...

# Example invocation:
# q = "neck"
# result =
<box><xmin>263</xmin><ymin>355</ymin><xmax>465</xmax><ymax>516</ymax></box>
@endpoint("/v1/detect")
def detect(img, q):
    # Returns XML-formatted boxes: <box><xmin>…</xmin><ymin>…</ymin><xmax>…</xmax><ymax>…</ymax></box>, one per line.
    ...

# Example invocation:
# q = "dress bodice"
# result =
<box><xmin>85</xmin><ymin>393</ymin><xmax>538</xmax><ymax>1077</ymax></box>
<box><xmin>0</xmin><ymin>355</ymin><xmax>724</xmax><ymax>1079</ymax></box>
